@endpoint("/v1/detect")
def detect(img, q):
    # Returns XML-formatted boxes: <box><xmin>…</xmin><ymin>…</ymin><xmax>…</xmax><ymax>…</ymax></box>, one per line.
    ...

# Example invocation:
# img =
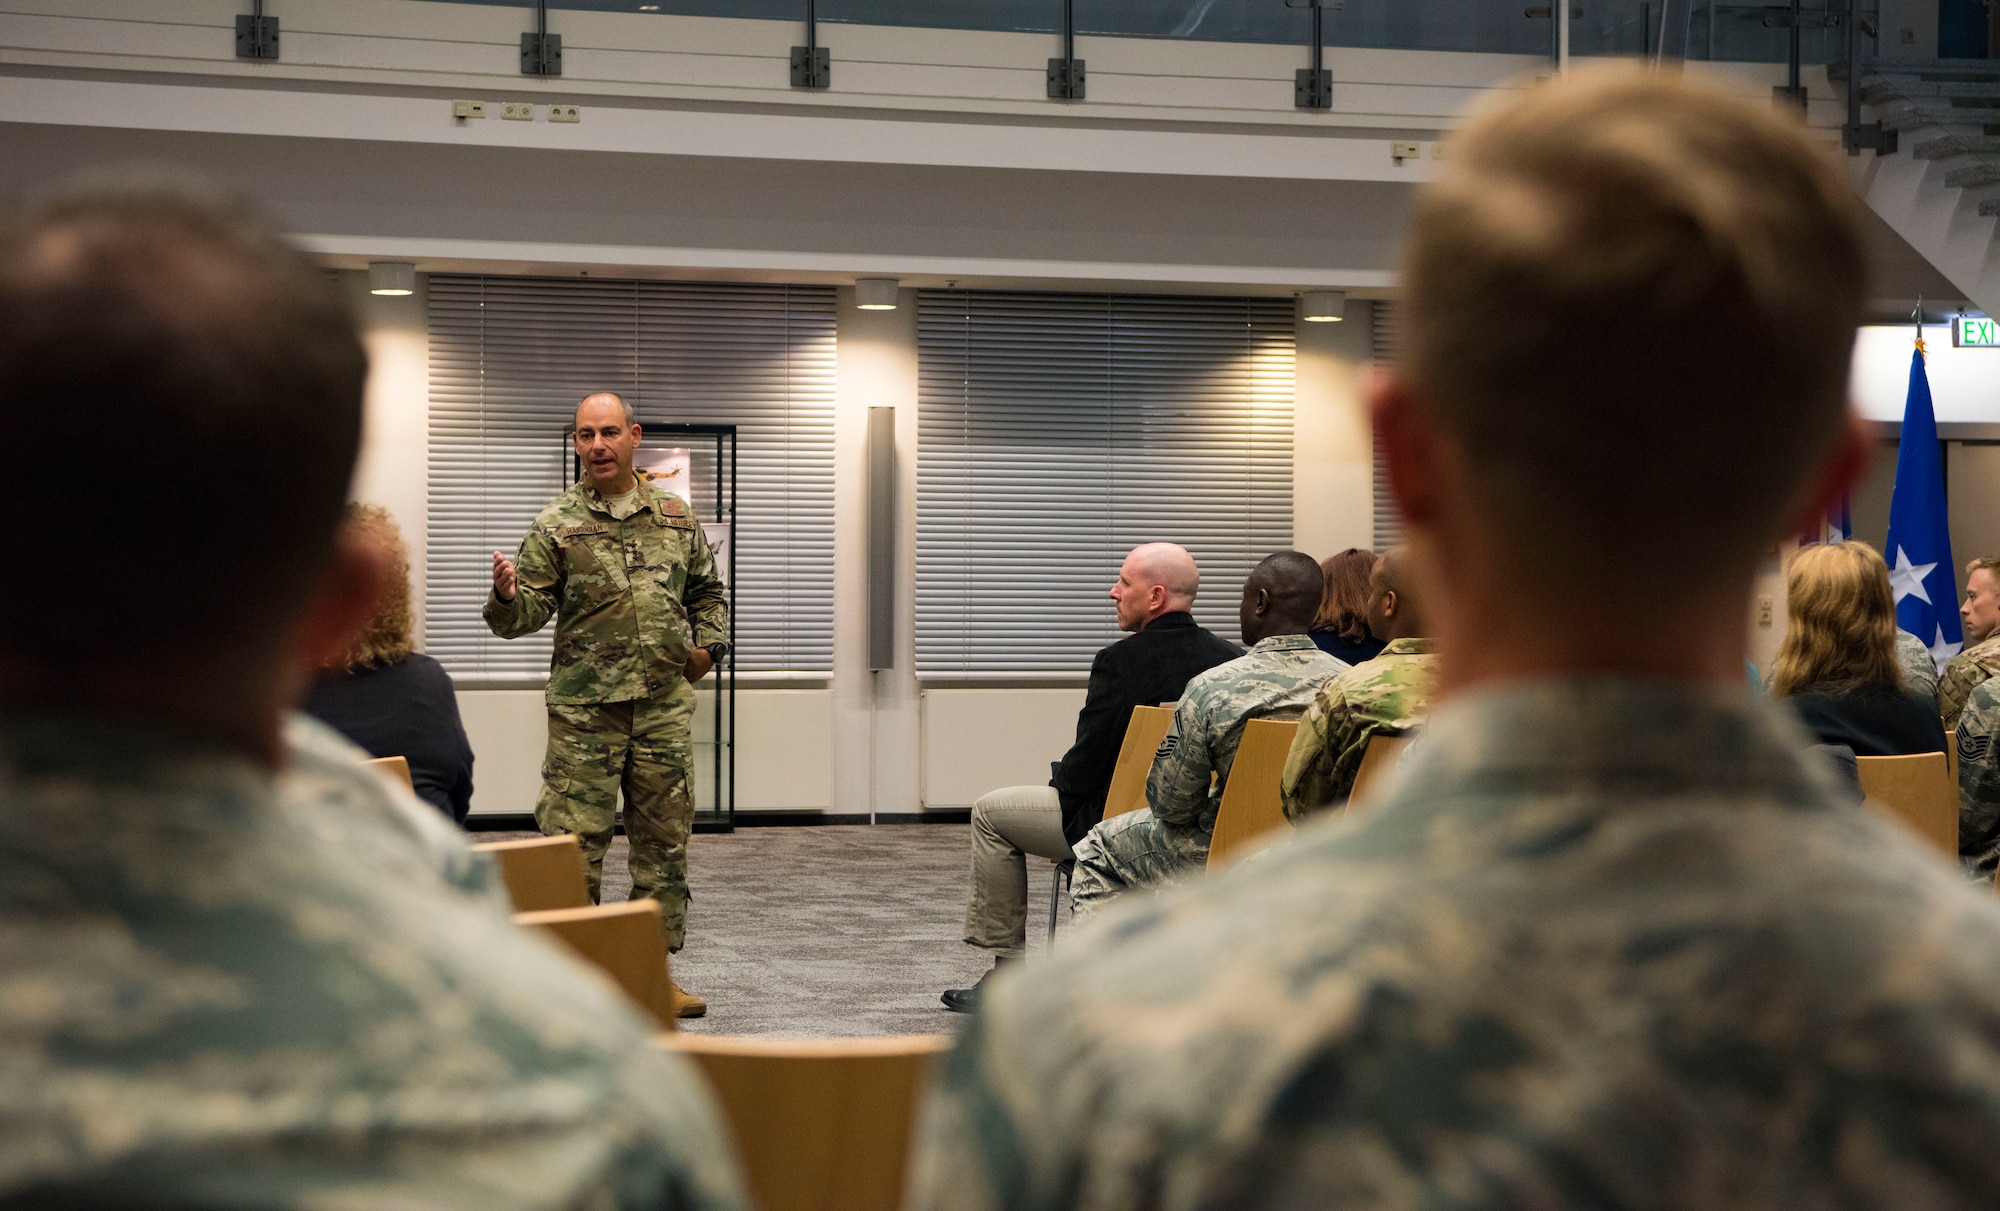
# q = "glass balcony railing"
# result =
<box><xmin>445</xmin><ymin>0</ymin><xmax>1874</xmax><ymax>64</ymax></box>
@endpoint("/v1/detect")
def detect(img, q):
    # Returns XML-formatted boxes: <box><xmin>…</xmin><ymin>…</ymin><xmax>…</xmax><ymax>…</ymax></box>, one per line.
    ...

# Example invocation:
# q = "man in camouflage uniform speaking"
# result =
<box><xmin>488</xmin><ymin>391</ymin><xmax>729</xmax><ymax>1011</ymax></box>
<box><xmin>1068</xmin><ymin>551</ymin><xmax>1346</xmax><ymax>912</ymax></box>
<box><xmin>1280</xmin><ymin>544</ymin><xmax>1438</xmax><ymax>819</ymax></box>
<box><xmin>909</xmin><ymin>69</ymin><xmax>2000</xmax><ymax>1210</ymax></box>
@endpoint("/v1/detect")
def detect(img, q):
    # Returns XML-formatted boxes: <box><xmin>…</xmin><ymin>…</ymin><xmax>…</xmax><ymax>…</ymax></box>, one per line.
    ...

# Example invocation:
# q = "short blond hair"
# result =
<box><xmin>1403</xmin><ymin>66</ymin><xmax>1865</xmax><ymax>582</ymax></box>
<box><xmin>342</xmin><ymin>503</ymin><xmax>414</xmax><ymax>670</ymax></box>
<box><xmin>1769</xmin><ymin>542</ymin><xmax>1903</xmax><ymax>698</ymax></box>
<box><xmin>1968</xmin><ymin>556</ymin><xmax>2000</xmax><ymax>582</ymax></box>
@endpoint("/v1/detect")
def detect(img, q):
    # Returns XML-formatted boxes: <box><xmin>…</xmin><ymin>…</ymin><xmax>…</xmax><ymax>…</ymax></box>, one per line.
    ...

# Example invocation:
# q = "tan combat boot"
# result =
<box><xmin>671</xmin><ymin>980</ymin><xmax>707</xmax><ymax>1019</ymax></box>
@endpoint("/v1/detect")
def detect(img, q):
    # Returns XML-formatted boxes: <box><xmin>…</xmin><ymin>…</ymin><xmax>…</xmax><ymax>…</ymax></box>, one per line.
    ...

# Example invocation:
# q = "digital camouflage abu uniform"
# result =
<box><xmin>1280</xmin><ymin>636</ymin><xmax>1439</xmax><ymax>820</ymax></box>
<box><xmin>1957</xmin><ymin>676</ymin><xmax>2000</xmax><ymax>878</ymax></box>
<box><xmin>485</xmin><ymin>477</ymin><xmax>728</xmax><ymax>951</ymax></box>
<box><xmin>0</xmin><ymin>713</ymin><xmax>748</xmax><ymax>1211</ymax></box>
<box><xmin>1942</xmin><ymin>634</ymin><xmax>2000</xmax><ymax>731</ymax></box>
<box><xmin>1069</xmin><ymin>633</ymin><xmax>1347</xmax><ymax>914</ymax></box>
<box><xmin>908</xmin><ymin>679</ymin><xmax>2000</xmax><ymax>1211</ymax></box>
<box><xmin>1897</xmin><ymin>626</ymin><xmax>1941</xmax><ymax>702</ymax></box>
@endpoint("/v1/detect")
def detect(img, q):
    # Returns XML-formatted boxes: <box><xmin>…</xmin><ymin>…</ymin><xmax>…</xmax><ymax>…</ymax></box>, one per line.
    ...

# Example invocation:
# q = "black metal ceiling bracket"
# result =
<box><xmin>522</xmin><ymin>0</ymin><xmax>562</xmax><ymax>76</ymax></box>
<box><xmin>1291</xmin><ymin>0</ymin><xmax>1331</xmax><ymax>110</ymax></box>
<box><xmin>1048</xmin><ymin>0</ymin><xmax>1085</xmax><ymax>100</ymax></box>
<box><xmin>1764</xmin><ymin>0</ymin><xmax>1838</xmax><ymax>110</ymax></box>
<box><xmin>235</xmin><ymin>0</ymin><xmax>278</xmax><ymax>60</ymax></box>
<box><xmin>792</xmin><ymin>0</ymin><xmax>830</xmax><ymax>89</ymax></box>
<box><xmin>1840</xmin><ymin>0</ymin><xmax>1894</xmax><ymax>154</ymax></box>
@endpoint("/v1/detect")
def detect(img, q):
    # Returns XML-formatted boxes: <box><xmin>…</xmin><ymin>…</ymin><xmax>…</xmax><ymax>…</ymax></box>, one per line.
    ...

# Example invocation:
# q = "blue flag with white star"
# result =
<box><xmin>1884</xmin><ymin>341</ymin><xmax>1962</xmax><ymax>671</ymax></box>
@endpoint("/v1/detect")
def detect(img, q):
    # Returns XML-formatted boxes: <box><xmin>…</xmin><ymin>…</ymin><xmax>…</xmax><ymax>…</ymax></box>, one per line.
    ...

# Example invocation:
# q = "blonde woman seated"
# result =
<box><xmin>1770</xmin><ymin>541</ymin><xmax>1947</xmax><ymax>756</ymax></box>
<box><xmin>303</xmin><ymin>504</ymin><xmax>476</xmax><ymax>822</ymax></box>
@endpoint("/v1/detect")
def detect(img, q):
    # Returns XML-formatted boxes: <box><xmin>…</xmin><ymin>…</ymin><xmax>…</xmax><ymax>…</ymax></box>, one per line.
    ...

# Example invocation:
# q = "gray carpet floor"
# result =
<box><xmin>488</xmin><ymin>823</ymin><xmax>1075</xmax><ymax>1037</ymax></box>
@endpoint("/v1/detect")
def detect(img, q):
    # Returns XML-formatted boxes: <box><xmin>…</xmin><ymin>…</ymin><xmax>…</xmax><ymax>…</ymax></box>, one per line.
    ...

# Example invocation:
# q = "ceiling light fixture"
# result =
<box><xmin>1299</xmin><ymin>289</ymin><xmax>1346</xmax><ymax>322</ymax></box>
<box><xmin>369</xmin><ymin>261</ymin><xmax>416</xmax><ymax>296</ymax></box>
<box><xmin>856</xmin><ymin>277</ymin><xmax>900</xmax><ymax>310</ymax></box>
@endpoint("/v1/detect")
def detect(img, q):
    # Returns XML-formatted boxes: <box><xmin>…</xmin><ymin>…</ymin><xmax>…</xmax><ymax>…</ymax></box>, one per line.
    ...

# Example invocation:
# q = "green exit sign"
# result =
<box><xmin>1955</xmin><ymin>316</ymin><xmax>2000</xmax><ymax>347</ymax></box>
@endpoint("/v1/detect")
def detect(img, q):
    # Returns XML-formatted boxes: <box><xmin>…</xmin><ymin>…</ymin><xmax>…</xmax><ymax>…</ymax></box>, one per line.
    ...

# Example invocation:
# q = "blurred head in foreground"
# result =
<box><xmin>1376</xmin><ymin>65</ymin><xmax>1868</xmax><ymax>688</ymax></box>
<box><xmin>0</xmin><ymin>179</ymin><xmax>374</xmax><ymax>760</ymax></box>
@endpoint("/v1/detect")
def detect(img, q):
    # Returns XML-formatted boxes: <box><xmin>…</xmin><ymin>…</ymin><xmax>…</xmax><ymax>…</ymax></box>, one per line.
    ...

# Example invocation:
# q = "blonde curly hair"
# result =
<box><xmin>1768</xmin><ymin>541</ymin><xmax>1903</xmax><ymax>699</ymax></box>
<box><xmin>342</xmin><ymin>503</ymin><xmax>414</xmax><ymax>670</ymax></box>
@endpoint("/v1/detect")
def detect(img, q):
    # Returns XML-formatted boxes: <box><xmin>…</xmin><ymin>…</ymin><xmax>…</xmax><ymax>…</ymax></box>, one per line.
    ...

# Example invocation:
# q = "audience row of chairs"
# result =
<box><xmin>458</xmin><ymin>829</ymin><xmax>942</xmax><ymax>1211</ymax></box>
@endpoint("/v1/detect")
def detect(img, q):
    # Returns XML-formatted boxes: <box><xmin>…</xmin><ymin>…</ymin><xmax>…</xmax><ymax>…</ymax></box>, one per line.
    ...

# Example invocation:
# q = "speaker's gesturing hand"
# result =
<box><xmin>492</xmin><ymin>551</ymin><xmax>517</xmax><ymax>602</ymax></box>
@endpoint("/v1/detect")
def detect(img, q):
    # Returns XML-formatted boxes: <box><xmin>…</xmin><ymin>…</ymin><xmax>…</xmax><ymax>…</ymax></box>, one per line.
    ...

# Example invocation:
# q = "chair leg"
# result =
<box><xmin>1047</xmin><ymin>858</ymin><xmax>1074</xmax><ymax>947</ymax></box>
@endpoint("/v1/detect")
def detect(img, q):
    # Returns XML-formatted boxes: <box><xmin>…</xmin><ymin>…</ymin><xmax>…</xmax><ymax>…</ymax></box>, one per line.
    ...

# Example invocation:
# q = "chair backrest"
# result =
<box><xmin>1101</xmin><ymin>705</ymin><xmax>1176</xmax><ymax>822</ymax></box>
<box><xmin>1349</xmin><ymin>732</ymin><xmax>1414</xmax><ymax>808</ymax></box>
<box><xmin>1949</xmin><ymin>729</ymin><xmax>1960</xmax><ymax>784</ymax></box>
<box><xmin>472</xmin><ymin>834</ymin><xmax>592</xmax><ymax>912</ymax></box>
<box><xmin>366</xmin><ymin>755</ymin><xmax>414</xmax><ymax>790</ymax></box>
<box><xmin>516</xmin><ymin>900</ymin><xmax>676</xmax><ymax>1029</ymax></box>
<box><xmin>1855</xmin><ymin>751</ymin><xmax>1957</xmax><ymax>856</ymax></box>
<box><xmin>1206</xmin><ymin>717</ymin><xmax>1300</xmax><ymax>871</ymax></box>
<box><xmin>654</xmin><ymin>1033</ymin><xmax>950</xmax><ymax>1211</ymax></box>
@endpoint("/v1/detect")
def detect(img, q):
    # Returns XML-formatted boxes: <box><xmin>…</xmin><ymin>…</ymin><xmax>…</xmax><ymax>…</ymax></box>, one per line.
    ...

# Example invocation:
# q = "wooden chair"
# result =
<box><xmin>653</xmin><ymin>1033</ymin><xmax>949</xmax><ymax>1211</ymax></box>
<box><xmin>1206</xmin><ymin>717</ymin><xmax>1300</xmax><ymax>871</ymax></box>
<box><xmin>472</xmin><ymin>834</ymin><xmax>591</xmax><ymax>912</ymax></box>
<box><xmin>517</xmin><ymin>900</ymin><xmax>677</xmax><ymax>1029</ymax></box>
<box><xmin>1856</xmin><ymin>752</ymin><xmax>1957</xmax><ymax>856</ymax></box>
<box><xmin>1349</xmin><ymin>733</ymin><xmax>1414</xmax><ymax>808</ymax></box>
<box><xmin>366</xmin><ymin>755</ymin><xmax>414</xmax><ymax>790</ymax></box>
<box><xmin>1101</xmin><ymin>705</ymin><xmax>1175</xmax><ymax>822</ymax></box>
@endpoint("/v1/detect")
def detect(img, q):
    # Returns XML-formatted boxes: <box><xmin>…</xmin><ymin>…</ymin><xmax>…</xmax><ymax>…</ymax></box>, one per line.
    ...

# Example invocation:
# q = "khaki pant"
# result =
<box><xmin>962</xmin><ymin>785</ymin><xmax>1073</xmax><ymax>956</ymax></box>
<box><xmin>536</xmin><ymin>681</ymin><xmax>696</xmax><ymax>952</ymax></box>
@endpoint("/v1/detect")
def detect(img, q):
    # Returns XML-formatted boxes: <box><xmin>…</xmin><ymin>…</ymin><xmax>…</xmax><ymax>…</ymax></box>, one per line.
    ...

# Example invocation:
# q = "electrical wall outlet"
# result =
<box><xmin>549</xmin><ymin>104</ymin><xmax>581</xmax><ymax>123</ymax></box>
<box><xmin>501</xmin><ymin>102</ymin><xmax>535</xmax><ymax>121</ymax></box>
<box><xmin>1391</xmin><ymin>141</ymin><xmax>1421</xmax><ymax>162</ymax></box>
<box><xmin>451</xmin><ymin>99</ymin><xmax>485</xmax><ymax>119</ymax></box>
<box><xmin>1757</xmin><ymin>595</ymin><xmax>1773</xmax><ymax>626</ymax></box>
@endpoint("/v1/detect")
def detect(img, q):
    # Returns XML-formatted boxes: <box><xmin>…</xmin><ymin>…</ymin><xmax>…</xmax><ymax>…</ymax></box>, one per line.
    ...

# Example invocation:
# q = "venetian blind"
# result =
<box><xmin>1370</xmin><ymin>300</ymin><xmax>1405</xmax><ymax>550</ymax></box>
<box><xmin>916</xmin><ymin>290</ymin><xmax>1294</xmax><ymax>674</ymax></box>
<box><xmin>426</xmin><ymin>275</ymin><xmax>836</xmax><ymax>680</ymax></box>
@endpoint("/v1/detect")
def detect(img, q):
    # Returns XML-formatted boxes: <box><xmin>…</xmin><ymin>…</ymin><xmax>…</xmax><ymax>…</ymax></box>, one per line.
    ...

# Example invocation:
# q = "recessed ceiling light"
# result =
<box><xmin>369</xmin><ymin>261</ymin><xmax>416</xmax><ymax>296</ymax></box>
<box><xmin>638</xmin><ymin>4</ymin><xmax>660</xmax><ymax>9</ymax></box>
<box><xmin>855</xmin><ymin>278</ymin><xmax>900</xmax><ymax>310</ymax></box>
<box><xmin>1298</xmin><ymin>290</ymin><xmax>1346</xmax><ymax>322</ymax></box>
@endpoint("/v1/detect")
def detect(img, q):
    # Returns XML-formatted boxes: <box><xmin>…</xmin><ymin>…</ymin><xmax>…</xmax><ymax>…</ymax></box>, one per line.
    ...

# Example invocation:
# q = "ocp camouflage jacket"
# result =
<box><xmin>484</xmin><ymin>480</ymin><xmax>729</xmax><ymax>705</ymax></box>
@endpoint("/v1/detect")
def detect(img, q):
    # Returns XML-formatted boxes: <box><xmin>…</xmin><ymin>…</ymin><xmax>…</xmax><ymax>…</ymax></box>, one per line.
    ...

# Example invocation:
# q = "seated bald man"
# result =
<box><xmin>1069</xmin><ymin>551</ymin><xmax>1347</xmax><ymax>913</ymax></box>
<box><xmin>943</xmin><ymin>542</ymin><xmax>1240</xmax><ymax>1013</ymax></box>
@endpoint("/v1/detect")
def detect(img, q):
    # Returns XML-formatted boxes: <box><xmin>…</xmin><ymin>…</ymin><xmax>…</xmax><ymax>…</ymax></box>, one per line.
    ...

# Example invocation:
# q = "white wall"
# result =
<box><xmin>1293</xmin><ymin>300</ymin><xmax>1377</xmax><ymax>559</ymax></box>
<box><xmin>920</xmin><ymin>689</ymin><xmax>1092</xmax><ymax>807</ymax></box>
<box><xmin>1854</xmin><ymin>326</ymin><xmax>2000</xmax><ymax>425</ymax></box>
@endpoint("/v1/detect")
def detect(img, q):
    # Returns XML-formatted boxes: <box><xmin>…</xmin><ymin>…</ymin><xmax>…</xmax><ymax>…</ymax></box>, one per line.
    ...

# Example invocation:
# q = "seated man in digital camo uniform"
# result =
<box><xmin>1068</xmin><ymin>552</ymin><xmax>1346</xmax><ymax>912</ymax></box>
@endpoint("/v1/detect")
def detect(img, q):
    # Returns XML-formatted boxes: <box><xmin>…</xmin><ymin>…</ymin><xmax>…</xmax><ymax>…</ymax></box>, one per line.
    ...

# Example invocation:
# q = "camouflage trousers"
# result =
<box><xmin>536</xmin><ymin>682</ymin><xmax>696</xmax><ymax>952</ymax></box>
<box><xmin>1069</xmin><ymin>807</ymin><xmax>1210</xmax><ymax>919</ymax></box>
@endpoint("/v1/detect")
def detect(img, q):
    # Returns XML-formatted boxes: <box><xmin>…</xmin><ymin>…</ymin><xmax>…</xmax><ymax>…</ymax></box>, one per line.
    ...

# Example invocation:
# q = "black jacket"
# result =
<box><xmin>1785</xmin><ymin>685</ymin><xmax>1948</xmax><ymax>758</ymax></box>
<box><xmin>1054</xmin><ymin>612</ymin><xmax>1242</xmax><ymax>845</ymax></box>
<box><xmin>302</xmin><ymin>653</ymin><xmax>477</xmax><ymax>824</ymax></box>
